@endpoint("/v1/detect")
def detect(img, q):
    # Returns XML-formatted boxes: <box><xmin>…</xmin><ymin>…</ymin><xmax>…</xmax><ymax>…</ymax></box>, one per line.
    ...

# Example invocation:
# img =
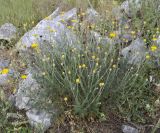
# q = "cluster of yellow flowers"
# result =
<box><xmin>21</xmin><ymin>74</ymin><xmax>27</xmax><ymax>79</ymax></box>
<box><xmin>31</xmin><ymin>43</ymin><xmax>39</xmax><ymax>49</ymax></box>
<box><xmin>150</xmin><ymin>45</ymin><xmax>158</xmax><ymax>52</ymax></box>
<box><xmin>78</xmin><ymin>64</ymin><xmax>87</xmax><ymax>69</ymax></box>
<box><xmin>109</xmin><ymin>32</ymin><xmax>116</xmax><ymax>38</ymax></box>
<box><xmin>0</xmin><ymin>68</ymin><xmax>9</xmax><ymax>75</ymax></box>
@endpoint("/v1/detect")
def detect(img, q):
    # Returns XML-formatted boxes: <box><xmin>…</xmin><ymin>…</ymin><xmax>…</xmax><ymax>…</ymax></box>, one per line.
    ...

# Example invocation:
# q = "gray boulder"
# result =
<box><xmin>0</xmin><ymin>23</ymin><xmax>17</xmax><ymax>42</ymax></box>
<box><xmin>16</xmin><ymin>21</ymin><xmax>77</xmax><ymax>52</ymax></box>
<box><xmin>16</xmin><ymin>9</ymin><xmax>78</xmax><ymax>53</ymax></box>
<box><xmin>16</xmin><ymin>7</ymin><xmax>100</xmax><ymax>53</ymax></box>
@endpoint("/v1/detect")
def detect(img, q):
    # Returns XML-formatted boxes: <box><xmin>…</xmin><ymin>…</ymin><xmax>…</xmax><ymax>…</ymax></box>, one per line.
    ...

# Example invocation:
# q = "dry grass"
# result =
<box><xmin>0</xmin><ymin>0</ymin><xmax>118</xmax><ymax>28</ymax></box>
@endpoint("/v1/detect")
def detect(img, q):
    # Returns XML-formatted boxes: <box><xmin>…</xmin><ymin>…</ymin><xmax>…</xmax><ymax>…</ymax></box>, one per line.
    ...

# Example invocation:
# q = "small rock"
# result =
<box><xmin>153</xmin><ymin>83</ymin><xmax>160</xmax><ymax>94</ymax></box>
<box><xmin>0</xmin><ymin>23</ymin><xmax>17</xmax><ymax>42</ymax></box>
<box><xmin>86</xmin><ymin>8</ymin><xmax>99</xmax><ymax>23</ymax></box>
<box><xmin>8</xmin><ymin>94</ymin><xmax>16</xmax><ymax>105</ymax></box>
<box><xmin>15</xmin><ymin>72</ymin><xmax>39</xmax><ymax>110</ymax></box>
<box><xmin>7</xmin><ymin>113</ymin><xmax>23</xmax><ymax>120</ymax></box>
<box><xmin>121</xmin><ymin>0</ymin><xmax>141</xmax><ymax>17</ymax></box>
<box><xmin>122</xmin><ymin>125</ymin><xmax>139</xmax><ymax>133</ymax></box>
<box><xmin>0</xmin><ymin>74</ymin><xmax>8</xmax><ymax>85</ymax></box>
<box><xmin>26</xmin><ymin>109</ymin><xmax>53</xmax><ymax>132</ymax></box>
<box><xmin>112</xmin><ymin>6</ymin><xmax>123</xmax><ymax>20</ymax></box>
<box><xmin>121</xmin><ymin>0</ymin><xmax>131</xmax><ymax>17</ymax></box>
<box><xmin>0</xmin><ymin>59</ymin><xmax>10</xmax><ymax>68</ymax></box>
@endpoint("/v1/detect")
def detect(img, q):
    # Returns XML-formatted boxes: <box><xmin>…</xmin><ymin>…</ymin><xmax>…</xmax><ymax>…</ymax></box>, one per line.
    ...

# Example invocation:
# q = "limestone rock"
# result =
<box><xmin>0</xmin><ymin>74</ymin><xmax>8</xmax><ymax>85</ymax></box>
<box><xmin>15</xmin><ymin>72</ymin><xmax>39</xmax><ymax>110</ymax></box>
<box><xmin>16</xmin><ymin>10</ymin><xmax>78</xmax><ymax>53</ymax></box>
<box><xmin>0</xmin><ymin>23</ymin><xmax>17</xmax><ymax>42</ymax></box>
<box><xmin>26</xmin><ymin>109</ymin><xmax>53</xmax><ymax>132</ymax></box>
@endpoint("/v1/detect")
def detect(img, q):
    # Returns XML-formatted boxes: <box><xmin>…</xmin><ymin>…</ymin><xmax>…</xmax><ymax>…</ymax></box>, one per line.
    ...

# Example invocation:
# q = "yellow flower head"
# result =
<box><xmin>32</xmin><ymin>34</ymin><xmax>39</xmax><ymax>37</ymax></box>
<box><xmin>81</xmin><ymin>12</ymin><xmax>86</xmax><ymax>16</ymax></box>
<box><xmin>49</xmin><ymin>29</ymin><xmax>57</xmax><ymax>32</ymax></box>
<box><xmin>67</xmin><ymin>26</ymin><xmax>73</xmax><ymax>29</ymax></box>
<box><xmin>12</xmin><ymin>88</ymin><xmax>17</xmax><ymax>94</ymax></box>
<box><xmin>112</xmin><ymin>21</ymin><xmax>115</xmax><ymax>25</ymax></box>
<box><xmin>61</xmin><ymin>54</ymin><xmax>65</xmax><ymax>59</ymax></box>
<box><xmin>143</xmin><ymin>21</ymin><xmax>146</xmax><ymax>25</ymax></box>
<box><xmin>131</xmin><ymin>31</ymin><xmax>136</xmax><ymax>35</ymax></box>
<box><xmin>146</xmin><ymin>54</ymin><xmax>150</xmax><ymax>59</ymax></box>
<box><xmin>79</xmin><ymin>65</ymin><xmax>82</xmax><ymax>69</ymax></box>
<box><xmin>97</xmin><ymin>46</ymin><xmax>100</xmax><ymax>50</ymax></box>
<box><xmin>112</xmin><ymin>64</ymin><xmax>117</xmax><ymax>68</ymax></box>
<box><xmin>152</xmin><ymin>37</ymin><xmax>157</xmax><ymax>41</ymax></box>
<box><xmin>45</xmin><ymin>16</ymin><xmax>51</xmax><ymax>20</ymax></box>
<box><xmin>21</xmin><ymin>74</ymin><xmax>27</xmax><ymax>79</ymax></box>
<box><xmin>109</xmin><ymin>32</ymin><xmax>116</xmax><ymax>38</ymax></box>
<box><xmin>124</xmin><ymin>25</ymin><xmax>129</xmax><ymax>29</ymax></box>
<box><xmin>23</xmin><ymin>23</ymin><xmax>27</xmax><ymax>27</ymax></box>
<box><xmin>31</xmin><ymin>43</ymin><xmax>39</xmax><ymax>49</ymax></box>
<box><xmin>143</xmin><ymin>39</ymin><xmax>147</xmax><ymax>42</ymax></box>
<box><xmin>96</xmin><ymin>58</ymin><xmax>100</xmax><ymax>61</ymax></box>
<box><xmin>92</xmin><ymin>55</ymin><xmax>96</xmax><ymax>60</ymax></box>
<box><xmin>99</xmin><ymin>82</ymin><xmax>105</xmax><ymax>87</ymax></box>
<box><xmin>93</xmin><ymin>69</ymin><xmax>96</xmax><ymax>74</ymax></box>
<box><xmin>68</xmin><ymin>71</ymin><xmax>71</xmax><ymax>75</ymax></box>
<box><xmin>71</xmin><ymin>19</ymin><xmax>78</xmax><ymax>23</ymax></box>
<box><xmin>151</xmin><ymin>45</ymin><xmax>158</xmax><ymax>52</ymax></box>
<box><xmin>60</xmin><ymin>12</ymin><xmax>65</xmax><ymax>16</ymax></box>
<box><xmin>82</xmin><ymin>64</ymin><xmax>86</xmax><ymax>68</ymax></box>
<box><xmin>64</xmin><ymin>97</ymin><xmax>68</xmax><ymax>102</ymax></box>
<box><xmin>1</xmin><ymin>69</ymin><xmax>9</xmax><ymax>75</ymax></box>
<box><xmin>76</xmin><ymin>78</ymin><xmax>80</xmax><ymax>84</ymax></box>
<box><xmin>42</xmin><ymin>72</ymin><xmax>46</xmax><ymax>76</ymax></box>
